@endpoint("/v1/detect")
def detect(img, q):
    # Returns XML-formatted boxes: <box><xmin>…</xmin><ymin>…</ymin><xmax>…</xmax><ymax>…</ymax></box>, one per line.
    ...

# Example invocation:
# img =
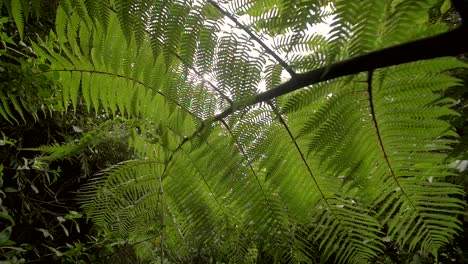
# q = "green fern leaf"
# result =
<box><xmin>115</xmin><ymin>0</ymin><xmax>133</xmax><ymax>44</ymax></box>
<box><xmin>69</xmin><ymin>71</ymin><xmax>81</xmax><ymax>112</ymax></box>
<box><xmin>9</xmin><ymin>94</ymin><xmax>25</xmax><ymax>122</ymax></box>
<box><xmin>23</xmin><ymin>0</ymin><xmax>468</xmax><ymax>262</ymax></box>
<box><xmin>11</xmin><ymin>0</ymin><xmax>24</xmax><ymax>40</ymax></box>
<box><xmin>81</xmin><ymin>71</ymin><xmax>92</xmax><ymax>112</ymax></box>
<box><xmin>0</xmin><ymin>89</ymin><xmax>18</xmax><ymax>124</ymax></box>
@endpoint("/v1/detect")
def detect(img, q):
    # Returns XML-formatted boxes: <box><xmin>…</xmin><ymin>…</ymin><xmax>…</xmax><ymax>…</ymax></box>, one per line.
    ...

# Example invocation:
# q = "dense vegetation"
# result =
<box><xmin>0</xmin><ymin>0</ymin><xmax>467</xmax><ymax>263</ymax></box>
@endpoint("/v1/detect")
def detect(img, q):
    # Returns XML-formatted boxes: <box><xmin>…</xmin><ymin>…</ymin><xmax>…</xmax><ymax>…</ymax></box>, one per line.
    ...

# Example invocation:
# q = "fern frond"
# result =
<box><xmin>214</xmin><ymin>33</ymin><xmax>264</xmax><ymax>101</ymax></box>
<box><xmin>84</xmin><ymin>0</ymin><xmax>110</xmax><ymax>28</ymax></box>
<box><xmin>310</xmin><ymin>199</ymin><xmax>382</xmax><ymax>263</ymax></box>
<box><xmin>10</xmin><ymin>0</ymin><xmax>24</xmax><ymax>40</ymax></box>
<box><xmin>195</xmin><ymin>24</ymin><xmax>217</xmax><ymax>74</ymax></box>
<box><xmin>276</xmin><ymin>54</ymin><xmax>465</xmax><ymax>259</ymax></box>
<box><xmin>365</xmin><ymin>59</ymin><xmax>466</xmax><ymax>254</ymax></box>
<box><xmin>0</xmin><ymin>89</ymin><xmax>19</xmax><ymax>124</ymax></box>
<box><xmin>68</xmin><ymin>0</ymin><xmax>92</xmax><ymax>28</ymax></box>
<box><xmin>20</xmin><ymin>0</ymin><xmax>467</xmax><ymax>262</ymax></box>
<box><xmin>378</xmin><ymin>179</ymin><xmax>464</xmax><ymax>253</ymax></box>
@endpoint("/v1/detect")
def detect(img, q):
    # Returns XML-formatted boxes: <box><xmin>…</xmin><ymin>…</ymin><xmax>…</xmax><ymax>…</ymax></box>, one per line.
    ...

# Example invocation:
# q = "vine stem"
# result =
<box><xmin>159</xmin><ymin>175</ymin><xmax>165</xmax><ymax>263</ymax></box>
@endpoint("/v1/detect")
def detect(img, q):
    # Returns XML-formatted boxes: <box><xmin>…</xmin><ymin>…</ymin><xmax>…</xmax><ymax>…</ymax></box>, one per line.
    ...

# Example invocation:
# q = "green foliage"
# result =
<box><xmin>0</xmin><ymin>154</ymin><xmax>27</xmax><ymax>264</ymax></box>
<box><xmin>0</xmin><ymin>107</ymin><xmax>138</xmax><ymax>262</ymax></box>
<box><xmin>0</xmin><ymin>14</ymin><xmax>61</xmax><ymax>124</ymax></box>
<box><xmin>1</xmin><ymin>0</ymin><xmax>468</xmax><ymax>263</ymax></box>
<box><xmin>0</xmin><ymin>57</ymin><xmax>59</xmax><ymax>124</ymax></box>
<box><xmin>0</xmin><ymin>0</ymin><xmax>59</xmax><ymax>40</ymax></box>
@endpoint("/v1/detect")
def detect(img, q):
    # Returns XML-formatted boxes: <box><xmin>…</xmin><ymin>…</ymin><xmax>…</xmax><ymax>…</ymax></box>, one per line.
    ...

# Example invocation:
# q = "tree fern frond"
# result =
<box><xmin>132</xmin><ymin>0</ymin><xmax>150</xmax><ymax>49</ymax></box>
<box><xmin>279</xmin><ymin>77</ymin><xmax>353</xmax><ymax>113</ymax></box>
<box><xmin>10</xmin><ymin>0</ymin><xmax>24</xmax><ymax>40</ymax></box>
<box><xmin>81</xmin><ymin>159</ymin><xmax>165</xmax><ymax>235</ymax></box>
<box><xmin>273</xmin><ymin>55</ymin><xmax>465</xmax><ymax>259</ymax></box>
<box><xmin>383</xmin><ymin>0</ymin><xmax>437</xmax><ymax>46</ymax></box>
<box><xmin>195</xmin><ymin>24</ymin><xmax>218</xmax><ymax>74</ymax></box>
<box><xmin>83</xmin><ymin>0</ymin><xmax>99</xmax><ymax>24</ymax></box>
<box><xmin>34</xmin><ymin>9</ymin><xmax>202</xmax><ymax>123</ymax></box>
<box><xmin>179</xmin><ymin>8</ymin><xmax>203</xmax><ymax>66</ymax></box>
<box><xmin>244</xmin><ymin>0</ymin><xmax>329</xmax><ymax>36</ymax></box>
<box><xmin>267</xmin><ymin>101</ymin><xmax>384</xmax><ymax>261</ymax></box>
<box><xmin>84</xmin><ymin>0</ymin><xmax>110</xmax><ymax>28</ymax></box>
<box><xmin>214</xmin><ymin>33</ymin><xmax>264</xmax><ymax>101</ymax></box>
<box><xmin>67</xmin><ymin>0</ymin><xmax>92</xmax><ymax>28</ymax></box>
<box><xmin>162</xmin><ymin>1</ymin><xmax>190</xmax><ymax>66</ymax></box>
<box><xmin>364</xmin><ymin>59</ymin><xmax>466</xmax><ymax>254</ymax></box>
<box><xmin>0</xmin><ymin>89</ymin><xmax>19</xmax><ymax>124</ymax></box>
<box><xmin>8</xmin><ymin>93</ymin><xmax>25</xmax><ymax>122</ymax></box>
<box><xmin>310</xmin><ymin>199</ymin><xmax>383</xmax><ymax>263</ymax></box>
<box><xmin>17</xmin><ymin>0</ymin><xmax>468</xmax><ymax>262</ymax></box>
<box><xmin>263</xmin><ymin>64</ymin><xmax>283</xmax><ymax>90</ymax></box>
<box><xmin>114</xmin><ymin>0</ymin><xmax>133</xmax><ymax>43</ymax></box>
<box><xmin>147</xmin><ymin>0</ymin><xmax>169</xmax><ymax>58</ymax></box>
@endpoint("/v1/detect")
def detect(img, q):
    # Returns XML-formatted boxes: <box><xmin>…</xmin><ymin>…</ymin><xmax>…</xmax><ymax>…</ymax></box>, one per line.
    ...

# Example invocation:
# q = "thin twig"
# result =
<box><xmin>175</xmin><ymin>53</ymin><xmax>233</xmax><ymax>105</ymax></box>
<box><xmin>266</xmin><ymin>101</ymin><xmax>331</xmax><ymax>209</ymax></box>
<box><xmin>159</xmin><ymin>175</ymin><xmax>165</xmax><ymax>264</ymax></box>
<box><xmin>208</xmin><ymin>0</ymin><xmax>296</xmax><ymax>76</ymax></box>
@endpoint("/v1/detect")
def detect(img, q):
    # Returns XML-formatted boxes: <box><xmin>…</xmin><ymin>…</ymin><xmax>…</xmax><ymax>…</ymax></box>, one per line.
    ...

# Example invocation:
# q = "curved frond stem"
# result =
<box><xmin>366</xmin><ymin>70</ymin><xmax>415</xmax><ymax>209</ymax></box>
<box><xmin>207</xmin><ymin>0</ymin><xmax>296</xmax><ymax>77</ymax></box>
<box><xmin>159</xmin><ymin>175</ymin><xmax>165</xmax><ymax>264</ymax></box>
<box><xmin>219</xmin><ymin>119</ymin><xmax>276</xmax><ymax>212</ymax></box>
<box><xmin>164</xmin><ymin>202</ymin><xmax>189</xmax><ymax>249</ymax></box>
<box><xmin>451</xmin><ymin>0</ymin><xmax>468</xmax><ymax>22</ymax></box>
<box><xmin>211</xmin><ymin>26</ymin><xmax>468</xmax><ymax>122</ymax></box>
<box><xmin>266</xmin><ymin>101</ymin><xmax>330</xmax><ymax>208</ymax></box>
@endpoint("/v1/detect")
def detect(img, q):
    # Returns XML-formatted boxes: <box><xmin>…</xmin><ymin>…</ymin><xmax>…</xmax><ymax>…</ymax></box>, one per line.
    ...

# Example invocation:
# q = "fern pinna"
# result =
<box><xmin>7</xmin><ymin>0</ymin><xmax>467</xmax><ymax>262</ymax></box>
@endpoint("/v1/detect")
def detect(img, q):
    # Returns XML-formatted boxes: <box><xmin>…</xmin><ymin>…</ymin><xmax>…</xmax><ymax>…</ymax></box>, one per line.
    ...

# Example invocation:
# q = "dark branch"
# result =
<box><xmin>212</xmin><ymin>26</ymin><xmax>468</xmax><ymax>122</ymax></box>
